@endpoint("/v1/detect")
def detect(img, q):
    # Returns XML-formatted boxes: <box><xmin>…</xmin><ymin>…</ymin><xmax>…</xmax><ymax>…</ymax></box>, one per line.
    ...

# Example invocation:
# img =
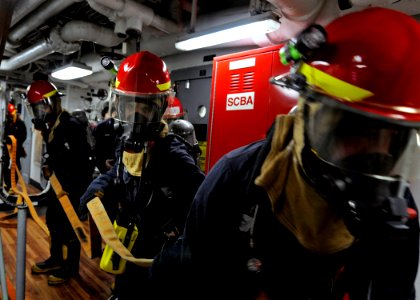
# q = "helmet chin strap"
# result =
<box><xmin>300</xmin><ymin>143</ymin><xmax>411</xmax><ymax>240</ymax></box>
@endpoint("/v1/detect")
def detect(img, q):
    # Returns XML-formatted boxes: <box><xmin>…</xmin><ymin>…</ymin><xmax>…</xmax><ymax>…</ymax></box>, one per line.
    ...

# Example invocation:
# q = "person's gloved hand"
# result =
<box><xmin>79</xmin><ymin>190</ymin><xmax>104</xmax><ymax>220</ymax></box>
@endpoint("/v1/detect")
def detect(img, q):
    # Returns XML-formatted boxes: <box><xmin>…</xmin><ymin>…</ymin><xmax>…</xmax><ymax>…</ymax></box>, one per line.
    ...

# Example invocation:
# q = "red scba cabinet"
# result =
<box><xmin>206</xmin><ymin>45</ymin><xmax>298</xmax><ymax>172</ymax></box>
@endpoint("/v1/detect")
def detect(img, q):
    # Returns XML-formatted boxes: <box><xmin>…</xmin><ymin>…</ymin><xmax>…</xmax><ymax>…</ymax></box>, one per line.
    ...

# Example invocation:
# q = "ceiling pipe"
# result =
<box><xmin>3</xmin><ymin>0</ymin><xmax>343</xmax><ymax>80</ymax></box>
<box><xmin>7</xmin><ymin>0</ymin><xmax>84</xmax><ymax>48</ymax></box>
<box><xmin>10</xmin><ymin>0</ymin><xmax>47</xmax><ymax>27</ymax></box>
<box><xmin>0</xmin><ymin>0</ymin><xmax>14</xmax><ymax>65</ymax></box>
<box><xmin>0</xmin><ymin>28</ymin><xmax>79</xmax><ymax>71</ymax></box>
<box><xmin>87</xmin><ymin>0</ymin><xmax>180</xmax><ymax>36</ymax></box>
<box><xmin>189</xmin><ymin>0</ymin><xmax>198</xmax><ymax>33</ymax></box>
<box><xmin>0</xmin><ymin>20</ymin><xmax>124</xmax><ymax>71</ymax></box>
<box><xmin>60</xmin><ymin>20</ymin><xmax>125</xmax><ymax>48</ymax></box>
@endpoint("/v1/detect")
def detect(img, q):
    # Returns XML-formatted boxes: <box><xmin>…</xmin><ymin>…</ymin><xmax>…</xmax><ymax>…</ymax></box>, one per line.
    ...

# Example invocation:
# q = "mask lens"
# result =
<box><xmin>305</xmin><ymin>100</ymin><xmax>413</xmax><ymax>177</ymax></box>
<box><xmin>31</xmin><ymin>102</ymin><xmax>47</xmax><ymax>121</ymax></box>
<box><xmin>112</xmin><ymin>93</ymin><xmax>167</xmax><ymax>125</ymax></box>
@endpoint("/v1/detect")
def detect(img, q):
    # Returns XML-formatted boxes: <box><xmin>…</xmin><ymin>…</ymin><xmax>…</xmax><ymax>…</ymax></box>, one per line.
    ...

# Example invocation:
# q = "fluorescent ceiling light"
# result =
<box><xmin>51</xmin><ymin>62</ymin><xmax>93</xmax><ymax>80</ymax></box>
<box><xmin>175</xmin><ymin>12</ymin><xmax>280</xmax><ymax>51</ymax></box>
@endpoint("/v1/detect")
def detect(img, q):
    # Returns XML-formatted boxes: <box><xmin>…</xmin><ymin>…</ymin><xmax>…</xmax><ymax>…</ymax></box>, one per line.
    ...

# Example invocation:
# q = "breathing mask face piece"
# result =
<box><xmin>110</xmin><ymin>92</ymin><xmax>168</xmax><ymax>152</ymax></box>
<box><xmin>300</xmin><ymin>96</ymin><xmax>420</xmax><ymax>238</ymax></box>
<box><xmin>304</xmin><ymin>99</ymin><xmax>418</xmax><ymax>179</ymax></box>
<box><xmin>30</xmin><ymin>101</ymin><xmax>48</xmax><ymax>123</ymax></box>
<box><xmin>30</xmin><ymin>98</ymin><xmax>56</xmax><ymax>131</ymax></box>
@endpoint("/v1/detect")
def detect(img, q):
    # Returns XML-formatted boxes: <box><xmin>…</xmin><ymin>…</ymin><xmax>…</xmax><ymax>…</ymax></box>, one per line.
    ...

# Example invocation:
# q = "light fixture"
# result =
<box><xmin>175</xmin><ymin>12</ymin><xmax>280</xmax><ymax>51</ymax></box>
<box><xmin>51</xmin><ymin>61</ymin><xmax>93</xmax><ymax>80</ymax></box>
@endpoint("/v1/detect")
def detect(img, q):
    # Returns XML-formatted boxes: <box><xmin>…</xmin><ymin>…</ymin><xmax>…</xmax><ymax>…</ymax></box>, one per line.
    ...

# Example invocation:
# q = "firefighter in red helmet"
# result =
<box><xmin>163</xmin><ymin>95</ymin><xmax>186</xmax><ymax>124</ymax></box>
<box><xmin>78</xmin><ymin>51</ymin><xmax>205</xmax><ymax>299</ymax></box>
<box><xmin>163</xmin><ymin>95</ymin><xmax>202</xmax><ymax>166</ymax></box>
<box><xmin>26</xmin><ymin>80</ymin><xmax>64</xmax><ymax>133</ymax></box>
<box><xmin>173</xmin><ymin>7</ymin><xmax>420</xmax><ymax>300</ymax></box>
<box><xmin>110</xmin><ymin>50</ymin><xmax>172</xmax><ymax>152</ymax></box>
<box><xmin>2</xmin><ymin>101</ymin><xmax>27</xmax><ymax>192</ymax></box>
<box><xmin>26</xmin><ymin>80</ymin><xmax>94</xmax><ymax>285</ymax></box>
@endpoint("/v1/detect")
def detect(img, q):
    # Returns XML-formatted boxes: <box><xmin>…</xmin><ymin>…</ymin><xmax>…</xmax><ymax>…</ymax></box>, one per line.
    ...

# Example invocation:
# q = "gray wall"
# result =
<box><xmin>171</xmin><ymin>65</ymin><xmax>213</xmax><ymax>141</ymax></box>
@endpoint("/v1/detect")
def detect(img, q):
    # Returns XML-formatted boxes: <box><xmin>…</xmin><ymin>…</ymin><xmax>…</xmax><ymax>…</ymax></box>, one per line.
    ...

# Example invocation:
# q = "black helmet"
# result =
<box><xmin>169</xmin><ymin>119</ymin><xmax>197</xmax><ymax>148</ymax></box>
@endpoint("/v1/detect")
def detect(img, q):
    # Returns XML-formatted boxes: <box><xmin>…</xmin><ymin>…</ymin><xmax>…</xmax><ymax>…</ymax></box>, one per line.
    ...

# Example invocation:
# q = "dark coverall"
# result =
<box><xmin>181</xmin><ymin>116</ymin><xmax>420</xmax><ymax>300</ymax></box>
<box><xmin>3</xmin><ymin>114</ymin><xmax>27</xmax><ymax>189</ymax></box>
<box><xmin>80</xmin><ymin>133</ymin><xmax>205</xmax><ymax>299</ymax></box>
<box><xmin>44</xmin><ymin>111</ymin><xmax>93</xmax><ymax>275</ymax></box>
<box><xmin>92</xmin><ymin>117</ymin><xmax>118</xmax><ymax>174</ymax></box>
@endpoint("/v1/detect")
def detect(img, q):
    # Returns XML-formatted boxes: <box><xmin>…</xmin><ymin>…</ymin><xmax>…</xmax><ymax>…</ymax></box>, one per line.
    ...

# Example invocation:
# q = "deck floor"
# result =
<box><xmin>0</xmin><ymin>183</ymin><xmax>114</xmax><ymax>300</ymax></box>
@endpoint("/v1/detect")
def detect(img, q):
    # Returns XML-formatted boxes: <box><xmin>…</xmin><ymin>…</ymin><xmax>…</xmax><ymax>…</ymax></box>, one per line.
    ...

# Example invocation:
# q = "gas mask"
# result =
<box><xmin>110</xmin><ymin>93</ymin><xmax>167</xmax><ymax>153</ymax></box>
<box><xmin>28</xmin><ymin>93</ymin><xmax>63</xmax><ymax>132</ymax></box>
<box><xmin>298</xmin><ymin>97</ymin><xmax>420</xmax><ymax>239</ymax></box>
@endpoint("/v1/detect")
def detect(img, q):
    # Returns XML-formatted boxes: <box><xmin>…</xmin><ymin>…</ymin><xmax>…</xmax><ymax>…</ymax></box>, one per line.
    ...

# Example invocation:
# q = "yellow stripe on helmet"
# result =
<box><xmin>299</xmin><ymin>62</ymin><xmax>373</xmax><ymax>102</ymax></box>
<box><xmin>43</xmin><ymin>89</ymin><xmax>58</xmax><ymax>99</ymax></box>
<box><xmin>156</xmin><ymin>81</ymin><xmax>171</xmax><ymax>92</ymax></box>
<box><xmin>115</xmin><ymin>79</ymin><xmax>121</xmax><ymax>89</ymax></box>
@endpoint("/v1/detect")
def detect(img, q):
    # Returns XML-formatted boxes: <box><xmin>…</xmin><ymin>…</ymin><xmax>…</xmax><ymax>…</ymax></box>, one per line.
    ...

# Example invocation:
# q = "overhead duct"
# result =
<box><xmin>60</xmin><ymin>20</ymin><xmax>124</xmax><ymax>48</ymax></box>
<box><xmin>0</xmin><ymin>28</ymin><xmax>79</xmax><ymax>71</ymax></box>
<box><xmin>0</xmin><ymin>0</ymin><xmax>15</xmax><ymax>61</ymax></box>
<box><xmin>87</xmin><ymin>0</ymin><xmax>180</xmax><ymax>36</ymax></box>
<box><xmin>10</xmin><ymin>0</ymin><xmax>47</xmax><ymax>27</ymax></box>
<box><xmin>0</xmin><ymin>21</ymin><xmax>124</xmax><ymax>71</ymax></box>
<box><xmin>7</xmin><ymin>0</ymin><xmax>83</xmax><ymax>48</ymax></box>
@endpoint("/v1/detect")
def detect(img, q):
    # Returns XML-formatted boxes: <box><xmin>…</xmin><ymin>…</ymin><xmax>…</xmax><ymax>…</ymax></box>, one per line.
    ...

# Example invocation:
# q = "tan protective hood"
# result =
<box><xmin>255</xmin><ymin>111</ymin><xmax>354</xmax><ymax>254</ymax></box>
<box><xmin>122</xmin><ymin>120</ymin><xmax>169</xmax><ymax>176</ymax></box>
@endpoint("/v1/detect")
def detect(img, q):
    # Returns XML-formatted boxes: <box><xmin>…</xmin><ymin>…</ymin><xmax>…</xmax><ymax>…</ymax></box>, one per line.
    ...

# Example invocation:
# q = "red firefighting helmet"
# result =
<box><xmin>26</xmin><ymin>80</ymin><xmax>62</xmax><ymax>104</ymax></box>
<box><xmin>111</xmin><ymin>51</ymin><xmax>172</xmax><ymax>124</ymax></box>
<box><xmin>7</xmin><ymin>103</ymin><xmax>16</xmax><ymax>115</ymax></box>
<box><xmin>163</xmin><ymin>96</ymin><xmax>185</xmax><ymax>120</ymax></box>
<box><xmin>283</xmin><ymin>8</ymin><xmax>420</xmax><ymax>237</ymax></box>
<box><xmin>299</xmin><ymin>7</ymin><xmax>420</xmax><ymax>126</ymax></box>
<box><xmin>110</xmin><ymin>51</ymin><xmax>172</xmax><ymax>148</ymax></box>
<box><xmin>114</xmin><ymin>51</ymin><xmax>171</xmax><ymax>95</ymax></box>
<box><xmin>26</xmin><ymin>80</ymin><xmax>63</xmax><ymax>122</ymax></box>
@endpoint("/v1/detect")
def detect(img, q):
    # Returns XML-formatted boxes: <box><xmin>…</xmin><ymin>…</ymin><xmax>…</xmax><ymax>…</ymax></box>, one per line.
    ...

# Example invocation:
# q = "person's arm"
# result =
<box><xmin>18</xmin><ymin>118</ymin><xmax>27</xmax><ymax>144</ymax></box>
<box><xmin>79</xmin><ymin>163</ymin><xmax>118</xmax><ymax>217</ymax></box>
<box><xmin>368</xmin><ymin>190</ymin><xmax>419</xmax><ymax>300</ymax></box>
